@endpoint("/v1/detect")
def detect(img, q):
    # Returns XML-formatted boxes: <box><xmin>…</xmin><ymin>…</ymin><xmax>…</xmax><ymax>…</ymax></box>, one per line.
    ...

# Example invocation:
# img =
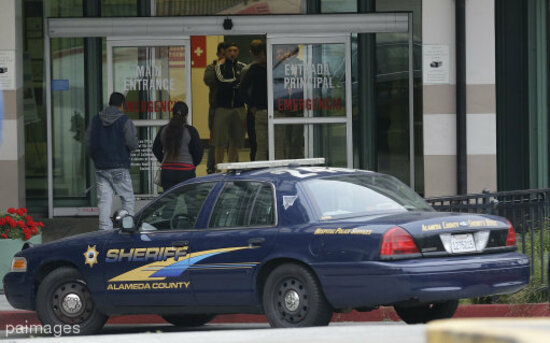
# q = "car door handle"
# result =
<box><xmin>248</xmin><ymin>237</ymin><xmax>265</xmax><ymax>247</ymax></box>
<box><xmin>172</xmin><ymin>241</ymin><xmax>189</xmax><ymax>247</ymax></box>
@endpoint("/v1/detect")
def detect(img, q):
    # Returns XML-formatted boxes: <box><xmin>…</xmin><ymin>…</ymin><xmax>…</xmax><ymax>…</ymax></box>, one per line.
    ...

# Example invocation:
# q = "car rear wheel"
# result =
<box><xmin>36</xmin><ymin>267</ymin><xmax>107</xmax><ymax>335</ymax></box>
<box><xmin>394</xmin><ymin>299</ymin><xmax>459</xmax><ymax>324</ymax></box>
<box><xmin>161</xmin><ymin>314</ymin><xmax>216</xmax><ymax>327</ymax></box>
<box><xmin>262</xmin><ymin>263</ymin><xmax>333</xmax><ymax>328</ymax></box>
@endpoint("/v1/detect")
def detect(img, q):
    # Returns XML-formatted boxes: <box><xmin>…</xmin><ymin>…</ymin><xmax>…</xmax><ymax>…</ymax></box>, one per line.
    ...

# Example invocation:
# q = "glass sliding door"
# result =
<box><xmin>267</xmin><ymin>36</ymin><xmax>352</xmax><ymax>167</ymax></box>
<box><xmin>50</xmin><ymin>38</ymin><xmax>88</xmax><ymax>202</ymax></box>
<box><xmin>107</xmin><ymin>38</ymin><xmax>191</xmax><ymax>204</ymax></box>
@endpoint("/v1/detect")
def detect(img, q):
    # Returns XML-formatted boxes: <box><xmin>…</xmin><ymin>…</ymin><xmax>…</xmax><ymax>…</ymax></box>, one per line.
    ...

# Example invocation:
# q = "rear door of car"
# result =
<box><xmin>190</xmin><ymin>180</ymin><xmax>278</xmax><ymax>306</ymax></box>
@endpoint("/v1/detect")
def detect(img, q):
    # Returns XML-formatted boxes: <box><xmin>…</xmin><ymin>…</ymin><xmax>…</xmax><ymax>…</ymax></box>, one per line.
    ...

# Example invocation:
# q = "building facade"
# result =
<box><xmin>0</xmin><ymin>0</ymin><xmax>547</xmax><ymax>217</ymax></box>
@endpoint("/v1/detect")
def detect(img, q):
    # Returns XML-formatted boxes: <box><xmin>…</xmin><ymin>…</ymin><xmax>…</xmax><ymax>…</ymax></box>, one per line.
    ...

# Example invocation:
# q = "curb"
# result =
<box><xmin>427</xmin><ymin>318</ymin><xmax>550</xmax><ymax>343</ymax></box>
<box><xmin>1</xmin><ymin>304</ymin><xmax>549</xmax><ymax>327</ymax></box>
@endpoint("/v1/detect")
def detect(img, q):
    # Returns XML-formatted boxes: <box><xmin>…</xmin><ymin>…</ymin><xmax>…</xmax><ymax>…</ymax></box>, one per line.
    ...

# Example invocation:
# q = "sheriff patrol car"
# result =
<box><xmin>3</xmin><ymin>159</ymin><xmax>530</xmax><ymax>335</ymax></box>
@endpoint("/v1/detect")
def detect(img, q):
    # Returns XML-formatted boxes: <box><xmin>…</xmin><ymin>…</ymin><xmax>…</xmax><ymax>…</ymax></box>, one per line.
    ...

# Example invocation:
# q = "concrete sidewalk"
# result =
<box><xmin>427</xmin><ymin>318</ymin><xmax>550</xmax><ymax>343</ymax></box>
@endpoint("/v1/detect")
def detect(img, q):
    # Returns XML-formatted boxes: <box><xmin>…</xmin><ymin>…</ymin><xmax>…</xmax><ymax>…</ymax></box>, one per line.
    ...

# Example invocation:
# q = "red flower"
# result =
<box><xmin>7</xmin><ymin>208</ymin><xmax>16</xmax><ymax>214</ymax></box>
<box><xmin>20</xmin><ymin>208</ymin><xmax>27</xmax><ymax>214</ymax></box>
<box><xmin>1</xmin><ymin>234</ymin><xmax>7</xmax><ymax>239</ymax></box>
<box><xmin>30</xmin><ymin>227</ymin><xmax>38</xmax><ymax>234</ymax></box>
<box><xmin>8</xmin><ymin>220</ymin><xmax>16</xmax><ymax>228</ymax></box>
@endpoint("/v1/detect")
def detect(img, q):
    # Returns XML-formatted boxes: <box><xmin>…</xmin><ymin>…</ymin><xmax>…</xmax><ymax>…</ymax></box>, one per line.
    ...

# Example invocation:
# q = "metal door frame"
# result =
<box><xmin>44</xmin><ymin>13</ymin><xmax>413</xmax><ymax>217</ymax></box>
<box><xmin>266</xmin><ymin>35</ymin><xmax>352</xmax><ymax>167</ymax></box>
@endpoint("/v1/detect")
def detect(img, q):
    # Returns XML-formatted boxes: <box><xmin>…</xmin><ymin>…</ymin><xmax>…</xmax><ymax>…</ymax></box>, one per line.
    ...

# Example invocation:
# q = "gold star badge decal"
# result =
<box><xmin>84</xmin><ymin>245</ymin><xmax>99</xmax><ymax>268</ymax></box>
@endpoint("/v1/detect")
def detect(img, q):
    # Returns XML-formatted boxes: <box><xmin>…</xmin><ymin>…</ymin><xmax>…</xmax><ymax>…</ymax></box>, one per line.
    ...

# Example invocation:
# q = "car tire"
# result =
<box><xmin>161</xmin><ymin>314</ymin><xmax>216</xmax><ymax>327</ymax></box>
<box><xmin>36</xmin><ymin>267</ymin><xmax>107</xmax><ymax>335</ymax></box>
<box><xmin>394</xmin><ymin>299</ymin><xmax>459</xmax><ymax>324</ymax></box>
<box><xmin>262</xmin><ymin>263</ymin><xmax>333</xmax><ymax>328</ymax></box>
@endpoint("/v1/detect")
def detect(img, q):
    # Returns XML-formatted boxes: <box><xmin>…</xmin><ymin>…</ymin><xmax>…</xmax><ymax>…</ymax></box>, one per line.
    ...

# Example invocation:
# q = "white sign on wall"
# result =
<box><xmin>0</xmin><ymin>50</ymin><xmax>16</xmax><ymax>90</ymax></box>
<box><xmin>423</xmin><ymin>45</ymin><xmax>449</xmax><ymax>84</ymax></box>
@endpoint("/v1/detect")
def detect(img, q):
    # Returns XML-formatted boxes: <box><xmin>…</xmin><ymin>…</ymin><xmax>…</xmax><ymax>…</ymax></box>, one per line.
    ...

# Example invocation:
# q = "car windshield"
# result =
<box><xmin>302</xmin><ymin>173</ymin><xmax>434</xmax><ymax>220</ymax></box>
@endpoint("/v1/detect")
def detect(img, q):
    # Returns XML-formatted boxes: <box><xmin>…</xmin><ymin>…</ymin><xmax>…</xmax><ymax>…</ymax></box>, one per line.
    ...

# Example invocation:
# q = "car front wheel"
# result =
<box><xmin>36</xmin><ymin>267</ymin><xmax>107</xmax><ymax>335</ymax></box>
<box><xmin>262</xmin><ymin>263</ymin><xmax>333</xmax><ymax>328</ymax></box>
<box><xmin>162</xmin><ymin>314</ymin><xmax>216</xmax><ymax>327</ymax></box>
<box><xmin>394</xmin><ymin>299</ymin><xmax>459</xmax><ymax>324</ymax></box>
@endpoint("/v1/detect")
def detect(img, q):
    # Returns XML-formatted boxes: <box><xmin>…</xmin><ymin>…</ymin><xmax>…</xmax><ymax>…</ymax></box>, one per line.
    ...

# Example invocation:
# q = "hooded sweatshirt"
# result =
<box><xmin>85</xmin><ymin>106</ymin><xmax>138</xmax><ymax>169</ymax></box>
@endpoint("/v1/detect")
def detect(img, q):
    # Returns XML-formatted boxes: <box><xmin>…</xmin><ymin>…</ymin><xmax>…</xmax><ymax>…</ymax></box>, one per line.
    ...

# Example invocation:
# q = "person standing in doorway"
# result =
<box><xmin>203</xmin><ymin>42</ymin><xmax>227</xmax><ymax>173</ymax></box>
<box><xmin>86</xmin><ymin>92</ymin><xmax>138</xmax><ymax>230</ymax></box>
<box><xmin>240</xmin><ymin>39</ymin><xmax>267</xmax><ymax>160</ymax></box>
<box><xmin>152</xmin><ymin>101</ymin><xmax>203</xmax><ymax>190</ymax></box>
<box><xmin>213</xmin><ymin>42</ymin><xmax>247</xmax><ymax>167</ymax></box>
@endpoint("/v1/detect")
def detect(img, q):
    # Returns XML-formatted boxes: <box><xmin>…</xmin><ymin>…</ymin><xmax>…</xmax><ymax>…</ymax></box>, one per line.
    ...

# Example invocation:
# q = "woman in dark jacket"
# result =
<box><xmin>153</xmin><ymin>101</ymin><xmax>203</xmax><ymax>190</ymax></box>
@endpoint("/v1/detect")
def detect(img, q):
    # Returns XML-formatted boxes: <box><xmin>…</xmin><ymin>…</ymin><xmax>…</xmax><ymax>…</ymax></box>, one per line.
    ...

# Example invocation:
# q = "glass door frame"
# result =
<box><xmin>266</xmin><ymin>34</ymin><xmax>353</xmax><ymax>167</ymax></box>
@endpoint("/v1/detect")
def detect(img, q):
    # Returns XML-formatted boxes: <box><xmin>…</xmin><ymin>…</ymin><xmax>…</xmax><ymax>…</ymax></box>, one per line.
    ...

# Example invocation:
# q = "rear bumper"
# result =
<box><xmin>312</xmin><ymin>252</ymin><xmax>530</xmax><ymax>309</ymax></box>
<box><xmin>3</xmin><ymin>272</ymin><xmax>35</xmax><ymax>311</ymax></box>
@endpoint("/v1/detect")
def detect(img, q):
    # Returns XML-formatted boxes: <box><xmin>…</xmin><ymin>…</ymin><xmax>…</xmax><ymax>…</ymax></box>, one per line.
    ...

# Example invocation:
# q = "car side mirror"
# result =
<box><xmin>112</xmin><ymin>209</ymin><xmax>137</xmax><ymax>233</ymax></box>
<box><xmin>121</xmin><ymin>215</ymin><xmax>136</xmax><ymax>233</ymax></box>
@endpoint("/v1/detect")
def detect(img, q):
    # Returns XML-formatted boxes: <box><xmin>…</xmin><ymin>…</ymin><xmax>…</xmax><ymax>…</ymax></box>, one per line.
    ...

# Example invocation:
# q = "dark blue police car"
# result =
<box><xmin>3</xmin><ymin>159</ymin><xmax>530</xmax><ymax>334</ymax></box>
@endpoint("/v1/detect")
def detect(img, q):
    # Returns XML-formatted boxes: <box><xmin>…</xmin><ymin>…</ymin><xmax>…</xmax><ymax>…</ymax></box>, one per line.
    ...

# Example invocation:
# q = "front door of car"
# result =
<box><xmin>190</xmin><ymin>181</ymin><xmax>279</xmax><ymax>306</ymax></box>
<box><xmin>102</xmin><ymin>181</ymin><xmax>216</xmax><ymax>307</ymax></box>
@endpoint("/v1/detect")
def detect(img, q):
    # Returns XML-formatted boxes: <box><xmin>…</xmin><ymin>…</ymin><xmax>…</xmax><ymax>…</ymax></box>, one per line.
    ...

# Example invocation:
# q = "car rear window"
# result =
<box><xmin>302</xmin><ymin>173</ymin><xmax>434</xmax><ymax>220</ymax></box>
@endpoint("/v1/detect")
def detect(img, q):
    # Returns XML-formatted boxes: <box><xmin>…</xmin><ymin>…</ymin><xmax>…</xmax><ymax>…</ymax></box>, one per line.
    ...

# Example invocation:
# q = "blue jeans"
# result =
<box><xmin>96</xmin><ymin>168</ymin><xmax>135</xmax><ymax>230</ymax></box>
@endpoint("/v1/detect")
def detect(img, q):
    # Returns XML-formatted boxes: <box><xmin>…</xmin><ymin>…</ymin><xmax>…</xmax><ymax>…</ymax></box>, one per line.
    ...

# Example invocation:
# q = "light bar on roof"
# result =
<box><xmin>217</xmin><ymin>158</ymin><xmax>326</xmax><ymax>171</ymax></box>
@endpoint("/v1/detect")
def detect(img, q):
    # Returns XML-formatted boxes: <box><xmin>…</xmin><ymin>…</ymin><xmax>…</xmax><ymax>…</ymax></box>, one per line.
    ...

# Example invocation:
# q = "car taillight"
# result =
<box><xmin>506</xmin><ymin>220</ymin><xmax>516</xmax><ymax>246</ymax></box>
<box><xmin>380</xmin><ymin>226</ymin><xmax>419</xmax><ymax>256</ymax></box>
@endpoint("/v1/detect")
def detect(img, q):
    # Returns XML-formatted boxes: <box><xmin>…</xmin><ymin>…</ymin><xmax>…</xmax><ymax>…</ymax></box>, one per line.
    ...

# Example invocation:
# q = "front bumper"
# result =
<box><xmin>3</xmin><ymin>272</ymin><xmax>36</xmax><ymax>311</ymax></box>
<box><xmin>313</xmin><ymin>252</ymin><xmax>530</xmax><ymax>309</ymax></box>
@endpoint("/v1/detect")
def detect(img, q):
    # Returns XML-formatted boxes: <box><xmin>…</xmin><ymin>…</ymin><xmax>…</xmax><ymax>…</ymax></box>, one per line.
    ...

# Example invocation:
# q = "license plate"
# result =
<box><xmin>450</xmin><ymin>233</ymin><xmax>476</xmax><ymax>253</ymax></box>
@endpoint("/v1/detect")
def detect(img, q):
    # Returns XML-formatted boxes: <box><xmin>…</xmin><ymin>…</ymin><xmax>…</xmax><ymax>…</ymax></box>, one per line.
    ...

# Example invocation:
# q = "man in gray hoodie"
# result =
<box><xmin>85</xmin><ymin>92</ymin><xmax>138</xmax><ymax>230</ymax></box>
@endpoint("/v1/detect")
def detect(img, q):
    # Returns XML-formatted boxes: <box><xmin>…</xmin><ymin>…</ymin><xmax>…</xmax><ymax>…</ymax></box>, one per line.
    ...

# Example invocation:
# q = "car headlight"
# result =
<box><xmin>10</xmin><ymin>257</ymin><xmax>27</xmax><ymax>272</ymax></box>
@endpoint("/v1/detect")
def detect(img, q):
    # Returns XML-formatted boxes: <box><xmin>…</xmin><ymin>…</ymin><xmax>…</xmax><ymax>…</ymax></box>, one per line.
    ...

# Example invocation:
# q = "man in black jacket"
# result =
<box><xmin>240</xmin><ymin>40</ymin><xmax>267</xmax><ymax>160</ymax></box>
<box><xmin>212</xmin><ymin>42</ymin><xmax>247</xmax><ymax>166</ymax></box>
<box><xmin>85</xmin><ymin>92</ymin><xmax>138</xmax><ymax>230</ymax></box>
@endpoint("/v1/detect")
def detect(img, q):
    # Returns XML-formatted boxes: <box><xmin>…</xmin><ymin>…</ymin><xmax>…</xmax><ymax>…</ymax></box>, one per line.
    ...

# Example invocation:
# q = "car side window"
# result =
<box><xmin>209</xmin><ymin>181</ymin><xmax>273</xmax><ymax>228</ymax></box>
<box><xmin>139</xmin><ymin>182</ymin><xmax>215</xmax><ymax>231</ymax></box>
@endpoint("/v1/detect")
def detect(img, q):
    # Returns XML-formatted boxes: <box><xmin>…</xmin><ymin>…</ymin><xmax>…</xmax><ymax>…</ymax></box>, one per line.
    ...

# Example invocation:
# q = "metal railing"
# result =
<box><xmin>426</xmin><ymin>189</ymin><xmax>550</xmax><ymax>286</ymax></box>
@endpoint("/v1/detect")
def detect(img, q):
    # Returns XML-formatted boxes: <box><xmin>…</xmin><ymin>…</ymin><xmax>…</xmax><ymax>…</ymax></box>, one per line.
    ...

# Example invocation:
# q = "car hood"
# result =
<box><xmin>17</xmin><ymin>230</ymin><xmax>114</xmax><ymax>257</ymax></box>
